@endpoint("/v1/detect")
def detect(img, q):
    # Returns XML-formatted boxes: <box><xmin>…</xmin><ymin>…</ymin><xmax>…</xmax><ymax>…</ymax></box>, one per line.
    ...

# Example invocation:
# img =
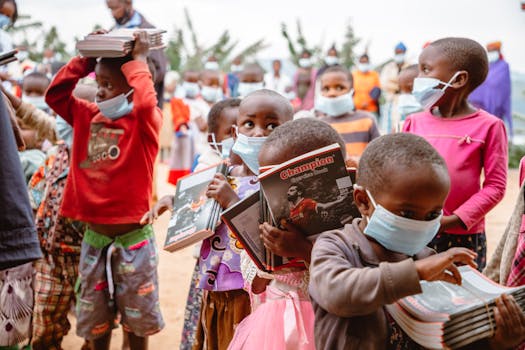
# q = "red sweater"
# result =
<box><xmin>45</xmin><ymin>56</ymin><xmax>161</xmax><ymax>224</ymax></box>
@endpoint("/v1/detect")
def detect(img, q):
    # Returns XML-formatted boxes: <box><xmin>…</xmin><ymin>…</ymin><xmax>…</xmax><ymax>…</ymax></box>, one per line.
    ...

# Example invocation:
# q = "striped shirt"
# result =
<box><xmin>320</xmin><ymin>111</ymin><xmax>380</xmax><ymax>156</ymax></box>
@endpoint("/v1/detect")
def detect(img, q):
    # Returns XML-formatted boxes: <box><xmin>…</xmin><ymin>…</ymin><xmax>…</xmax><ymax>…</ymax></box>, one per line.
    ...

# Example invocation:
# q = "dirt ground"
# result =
<box><xmin>62</xmin><ymin>164</ymin><xmax>521</xmax><ymax>349</ymax></box>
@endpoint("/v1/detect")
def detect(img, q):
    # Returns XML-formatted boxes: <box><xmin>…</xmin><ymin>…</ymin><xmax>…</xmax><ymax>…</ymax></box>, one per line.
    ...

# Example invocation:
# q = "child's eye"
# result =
<box><xmin>398</xmin><ymin>210</ymin><xmax>415</xmax><ymax>219</ymax></box>
<box><xmin>266</xmin><ymin>123</ymin><xmax>278</xmax><ymax>131</ymax></box>
<box><xmin>242</xmin><ymin>121</ymin><xmax>254</xmax><ymax>129</ymax></box>
<box><xmin>426</xmin><ymin>212</ymin><xmax>441</xmax><ymax>221</ymax></box>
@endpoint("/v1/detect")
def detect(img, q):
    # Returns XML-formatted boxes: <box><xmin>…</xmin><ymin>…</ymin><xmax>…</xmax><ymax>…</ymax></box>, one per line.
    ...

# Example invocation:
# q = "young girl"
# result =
<box><xmin>403</xmin><ymin>37</ymin><xmax>508</xmax><ymax>270</ymax></box>
<box><xmin>309</xmin><ymin>133</ymin><xmax>525</xmax><ymax>349</ymax></box>
<box><xmin>228</xmin><ymin>118</ymin><xmax>348</xmax><ymax>349</ymax></box>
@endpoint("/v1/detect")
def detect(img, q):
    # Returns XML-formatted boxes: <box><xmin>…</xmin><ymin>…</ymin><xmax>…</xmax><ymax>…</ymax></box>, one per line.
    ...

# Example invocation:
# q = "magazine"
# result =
<box><xmin>163</xmin><ymin>162</ymin><xmax>226</xmax><ymax>252</ymax></box>
<box><xmin>385</xmin><ymin>265</ymin><xmax>525</xmax><ymax>349</ymax></box>
<box><xmin>258</xmin><ymin>143</ymin><xmax>360</xmax><ymax>236</ymax></box>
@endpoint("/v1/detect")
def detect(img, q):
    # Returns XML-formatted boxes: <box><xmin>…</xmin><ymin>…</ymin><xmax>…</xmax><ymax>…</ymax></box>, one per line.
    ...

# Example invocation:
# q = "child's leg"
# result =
<box><xmin>126</xmin><ymin>332</ymin><xmax>148</xmax><ymax>350</ymax></box>
<box><xmin>429</xmin><ymin>232</ymin><xmax>487</xmax><ymax>270</ymax></box>
<box><xmin>90</xmin><ymin>333</ymin><xmax>111</xmax><ymax>350</ymax></box>
<box><xmin>180</xmin><ymin>260</ymin><xmax>203</xmax><ymax>350</ymax></box>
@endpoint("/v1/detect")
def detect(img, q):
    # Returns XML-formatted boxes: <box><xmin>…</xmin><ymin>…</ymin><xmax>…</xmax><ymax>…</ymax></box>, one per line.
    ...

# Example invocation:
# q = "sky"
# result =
<box><xmin>18</xmin><ymin>0</ymin><xmax>525</xmax><ymax>73</ymax></box>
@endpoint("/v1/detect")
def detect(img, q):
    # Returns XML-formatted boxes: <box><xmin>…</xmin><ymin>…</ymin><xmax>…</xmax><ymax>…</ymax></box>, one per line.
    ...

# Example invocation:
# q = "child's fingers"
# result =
<box><xmin>442</xmin><ymin>264</ymin><xmax>462</xmax><ymax>285</ymax></box>
<box><xmin>501</xmin><ymin>294</ymin><xmax>525</xmax><ymax>329</ymax></box>
<box><xmin>139</xmin><ymin>212</ymin><xmax>151</xmax><ymax>225</ymax></box>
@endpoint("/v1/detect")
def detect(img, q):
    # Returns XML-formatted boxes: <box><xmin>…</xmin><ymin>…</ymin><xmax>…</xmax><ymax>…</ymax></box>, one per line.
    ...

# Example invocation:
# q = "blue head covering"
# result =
<box><xmin>395</xmin><ymin>42</ymin><xmax>407</xmax><ymax>52</ymax></box>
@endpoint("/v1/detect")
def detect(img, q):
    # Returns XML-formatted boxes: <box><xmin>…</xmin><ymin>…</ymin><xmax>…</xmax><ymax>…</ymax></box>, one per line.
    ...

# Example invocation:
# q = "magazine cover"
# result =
<box><xmin>259</xmin><ymin>143</ymin><xmax>359</xmax><ymax>236</ymax></box>
<box><xmin>164</xmin><ymin>162</ymin><xmax>226</xmax><ymax>252</ymax></box>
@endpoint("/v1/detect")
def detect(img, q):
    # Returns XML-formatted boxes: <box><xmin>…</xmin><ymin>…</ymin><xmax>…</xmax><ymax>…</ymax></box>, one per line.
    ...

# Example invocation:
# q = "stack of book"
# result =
<box><xmin>222</xmin><ymin>143</ymin><xmax>360</xmax><ymax>272</ymax></box>
<box><xmin>76</xmin><ymin>28</ymin><xmax>166</xmax><ymax>58</ymax></box>
<box><xmin>386</xmin><ymin>265</ymin><xmax>525</xmax><ymax>349</ymax></box>
<box><xmin>0</xmin><ymin>50</ymin><xmax>18</xmax><ymax>66</ymax></box>
<box><xmin>163</xmin><ymin>162</ymin><xmax>227</xmax><ymax>252</ymax></box>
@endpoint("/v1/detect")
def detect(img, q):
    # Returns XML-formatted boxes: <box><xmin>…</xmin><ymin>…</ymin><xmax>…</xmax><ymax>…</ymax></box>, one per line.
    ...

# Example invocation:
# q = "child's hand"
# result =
<box><xmin>252</xmin><ymin>276</ymin><xmax>271</xmax><ymax>294</ymax></box>
<box><xmin>140</xmin><ymin>195</ymin><xmax>174</xmax><ymax>224</ymax></box>
<box><xmin>415</xmin><ymin>247</ymin><xmax>477</xmax><ymax>285</ymax></box>
<box><xmin>488</xmin><ymin>294</ymin><xmax>525</xmax><ymax>349</ymax></box>
<box><xmin>131</xmin><ymin>30</ymin><xmax>150</xmax><ymax>62</ymax></box>
<box><xmin>345</xmin><ymin>156</ymin><xmax>359</xmax><ymax>168</ymax></box>
<box><xmin>439</xmin><ymin>214</ymin><xmax>464</xmax><ymax>233</ymax></box>
<box><xmin>206</xmin><ymin>173</ymin><xmax>239</xmax><ymax>209</ymax></box>
<box><xmin>260</xmin><ymin>221</ymin><xmax>313</xmax><ymax>262</ymax></box>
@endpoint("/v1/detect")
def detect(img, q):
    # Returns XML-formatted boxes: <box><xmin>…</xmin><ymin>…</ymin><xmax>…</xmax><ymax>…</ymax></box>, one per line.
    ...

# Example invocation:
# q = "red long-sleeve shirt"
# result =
<box><xmin>45</xmin><ymin>56</ymin><xmax>161</xmax><ymax>224</ymax></box>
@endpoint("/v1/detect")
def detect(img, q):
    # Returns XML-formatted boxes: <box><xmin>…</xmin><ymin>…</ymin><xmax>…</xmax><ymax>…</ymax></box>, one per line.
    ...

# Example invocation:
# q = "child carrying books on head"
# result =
<box><xmin>228</xmin><ymin>118</ymin><xmax>350</xmax><ymax>350</ymax></box>
<box><xmin>45</xmin><ymin>30</ymin><xmax>163</xmax><ymax>350</ymax></box>
<box><xmin>403</xmin><ymin>37</ymin><xmax>508</xmax><ymax>270</ymax></box>
<box><xmin>309</xmin><ymin>133</ymin><xmax>525</xmax><ymax>350</ymax></box>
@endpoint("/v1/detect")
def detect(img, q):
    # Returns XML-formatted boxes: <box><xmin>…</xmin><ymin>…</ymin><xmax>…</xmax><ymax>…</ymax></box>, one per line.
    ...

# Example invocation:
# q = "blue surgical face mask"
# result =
<box><xmin>360</xmin><ymin>187</ymin><xmax>442</xmax><ymax>256</ymax></box>
<box><xmin>182</xmin><ymin>81</ymin><xmax>200</xmax><ymax>99</ymax></box>
<box><xmin>412</xmin><ymin>72</ymin><xmax>460</xmax><ymax>110</ymax></box>
<box><xmin>96</xmin><ymin>89</ymin><xmax>134</xmax><ymax>120</ymax></box>
<box><xmin>231</xmin><ymin>130</ymin><xmax>266</xmax><ymax>174</ymax></box>
<box><xmin>204</xmin><ymin>61</ymin><xmax>220</xmax><ymax>71</ymax></box>
<box><xmin>324</xmin><ymin>56</ymin><xmax>339</xmax><ymax>66</ymax></box>
<box><xmin>201</xmin><ymin>86</ymin><xmax>222</xmax><ymax>103</ymax></box>
<box><xmin>394</xmin><ymin>53</ymin><xmax>405</xmax><ymax>64</ymax></box>
<box><xmin>487</xmin><ymin>51</ymin><xmax>499</xmax><ymax>63</ymax></box>
<box><xmin>22</xmin><ymin>95</ymin><xmax>50</xmax><ymax>112</ymax></box>
<box><xmin>238</xmin><ymin>82</ymin><xmax>264</xmax><ymax>97</ymax></box>
<box><xmin>209</xmin><ymin>134</ymin><xmax>234</xmax><ymax>159</ymax></box>
<box><xmin>0</xmin><ymin>14</ymin><xmax>11</xmax><ymax>29</ymax></box>
<box><xmin>55</xmin><ymin>116</ymin><xmax>73</xmax><ymax>148</ymax></box>
<box><xmin>315</xmin><ymin>90</ymin><xmax>354</xmax><ymax>117</ymax></box>
<box><xmin>357</xmin><ymin>63</ymin><xmax>370</xmax><ymax>73</ymax></box>
<box><xmin>397</xmin><ymin>93</ymin><xmax>422</xmax><ymax>120</ymax></box>
<box><xmin>298</xmin><ymin>57</ymin><xmax>312</xmax><ymax>68</ymax></box>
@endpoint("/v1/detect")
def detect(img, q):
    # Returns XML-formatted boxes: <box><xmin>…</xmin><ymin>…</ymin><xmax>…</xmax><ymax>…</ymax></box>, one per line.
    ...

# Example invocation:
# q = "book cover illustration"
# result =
<box><xmin>164</xmin><ymin>163</ymin><xmax>225</xmax><ymax>252</ymax></box>
<box><xmin>259</xmin><ymin>143</ymin><xmax>359</xmax><ymax>237</ymax></box>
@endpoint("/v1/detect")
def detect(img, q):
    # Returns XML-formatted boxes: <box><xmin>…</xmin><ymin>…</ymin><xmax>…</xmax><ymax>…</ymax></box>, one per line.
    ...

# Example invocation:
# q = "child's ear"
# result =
<box><xmin>231</xmin><ymin>125</ymin><xmax>238</xmax><ymax>140</ymax></box>
<box><xmin>207</xmin><ymin>133</ymin><xmax>214</xmax><ymax>143</ymax></box>
<box><xmin>353</xmin><ymin>187</ymin><xmax>373</xmax><ymax>217</ymax></box>
<box><xmin>451</xmin><ymin>70</ymin><xmax>469</xmax><ymax>89</ymax></box>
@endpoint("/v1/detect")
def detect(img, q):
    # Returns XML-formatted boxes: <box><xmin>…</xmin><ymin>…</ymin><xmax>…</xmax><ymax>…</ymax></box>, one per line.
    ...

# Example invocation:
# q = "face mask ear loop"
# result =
<box><xmin>365</xmin><ymin>189</ymin><xmax>378</xmax><ymax>209</ymax></box>
<box><xmin>209</xmin><ymin>133</ymin><xmax>221</xmax><ymax>156</ymax></box>
<box><xmin>125</xmin><ymin>89</ymin><xmax>134</xmax><ymax>98</ymax></box>
<box><xmin>441</xmin><ymin>71</ymin><xmax>462</xmax><ymax>91</ymax></box>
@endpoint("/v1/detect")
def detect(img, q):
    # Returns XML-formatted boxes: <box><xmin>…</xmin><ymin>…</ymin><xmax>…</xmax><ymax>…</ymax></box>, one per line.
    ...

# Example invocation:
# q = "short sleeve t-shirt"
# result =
<box><xmin>289</xmin><ymin>198</ymin><xmax>318</xmax><ymax>228</ymax></box>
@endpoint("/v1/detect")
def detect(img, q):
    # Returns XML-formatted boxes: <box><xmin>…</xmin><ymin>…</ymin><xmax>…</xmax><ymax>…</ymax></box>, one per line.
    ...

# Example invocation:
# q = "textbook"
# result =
<box><xmin>163</xmin><ymin>162</ymin><xmax>226</xmax><ymax>252</ymax></box>
<box><xmin>258</xmin><ymin>143</ymin><xmax>360</xmax><ymax>236</ymax></box>
<box><xmin>76</xmin><ymin>28</ymin><xmax>166</xmax><ymax>58</ymax></box>
<box><xmin>385</xmin><ymin>265</ymin><xmax>525</xmax><ymax>349</ymax></box>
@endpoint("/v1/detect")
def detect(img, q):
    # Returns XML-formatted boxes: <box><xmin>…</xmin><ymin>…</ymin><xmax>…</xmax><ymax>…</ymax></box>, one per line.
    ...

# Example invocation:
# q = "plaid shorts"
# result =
<box><xmin>32</xmin><ymin>254</ymin><xmax>80</xmax><ymax>350</ymax></box>
<box><xmin>75</xmin><ymin>225</ymin><xmax>164</xmax><ymax>340</ymax></box>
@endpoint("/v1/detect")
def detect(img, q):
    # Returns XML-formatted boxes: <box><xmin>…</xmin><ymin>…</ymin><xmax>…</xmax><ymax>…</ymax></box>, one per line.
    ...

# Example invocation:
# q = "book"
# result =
<box><xmin>258</xmin><ymin>143</ymin><xmax>360</xmax><ymax>237</ymax></box>
<box><xmin>76</xmin><ymin>28</ymin><xmax>166</xmax><ymax>58</ymax></box>
<box><xmin>163</xmin><ymin>162</ymin><xmax>226</xmax><ymax>252</ymax></box>
<box><xmin>385</xmin><ymin>265</ymin><xmax>525</xmax><ymax>349</ymax></box>
<box><xmin>0</xmin><ymin>49</ymin><xmax>17</xmax><ymax>66</ymax></box>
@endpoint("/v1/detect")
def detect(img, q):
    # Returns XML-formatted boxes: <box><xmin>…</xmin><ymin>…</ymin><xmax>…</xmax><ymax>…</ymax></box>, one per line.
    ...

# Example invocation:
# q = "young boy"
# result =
<box><xmin>316</xmin><ymin>65</ymin><xmax>380</xmax><ymax>165</ymax></box>
<box><xmin>45</xmin><ymin>31</ymin><xmax>163</xmax><ymax>350</ymax></box>
<box><xmin>309</xmin><ymin>133</ymin><xmax>525</xmax><ymax>349</ymax></box>
<box><xmin>237</xmin><ymin>63</ymin><xmax>264</xmax><ymax>98</ymax></box>
<box><xmin>392</xmin><ymin>64</ymin><xmax>420</xmax><ymax>132</ymax></box>
<box><xmin>403</xmin><ymin>37</ymin><xmax>508</xmax><ymax>269</ymax></box>
<box><xmin>200</xmin><ymin>69</ymin><xmax>223</xmax><ymax>105</ymax></box>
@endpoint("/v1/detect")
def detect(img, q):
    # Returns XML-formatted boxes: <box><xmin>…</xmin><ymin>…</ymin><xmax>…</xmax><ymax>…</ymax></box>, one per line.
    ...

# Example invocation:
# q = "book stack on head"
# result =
<box><xmin>76</xmin><ymin>28</ymin><xmax>166</xmax><ymax>58</ymax></box>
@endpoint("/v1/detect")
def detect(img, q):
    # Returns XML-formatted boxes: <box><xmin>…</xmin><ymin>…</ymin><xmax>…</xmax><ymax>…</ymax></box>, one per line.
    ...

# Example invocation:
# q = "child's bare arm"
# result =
<box><xmin>140</xmin><ymin>195</ymin><xmax>174</xmax><ymax>224</ymax></box>
<box><xmin>414</xmin><ymin>247</ymin><xmax>477</xmax><ymax>284</ymax></box>
<box><xmin>206</xmin><ymin>173</ymin><xmax>239</xmax><ymax>209</ymax></box>
<box><xmin>260</xmin><ymin>222</ymin><xmax>312</xmax><ymax>262</ymax></box>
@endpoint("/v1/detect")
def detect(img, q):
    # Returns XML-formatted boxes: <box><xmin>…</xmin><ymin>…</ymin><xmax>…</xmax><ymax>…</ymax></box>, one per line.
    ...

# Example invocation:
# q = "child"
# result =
<box><xmin>391</xmin><ymin>64</ymin><xmax>420</xmax><ymax>132</ymax></box>
<box><xmin>316</xmin><ymin>65</ymin><xmax>380</xmax><ymax>165</ymax></box>
<box><xmin>200</xmin><ymin>69</ymin><xmax>223</xmax><ymax>105</ymax></box>
<box><xmin>229</xmin><ymin>118</ymin><xmax>347</xmax><ymax>350</ymax></box>
<box><xmin>309</xmin><ymin>133</ymin><xmax>525</xmax><ymax>349</ymax></box>
<box><xmin>237</xmin><ymin>64</ymin><xmax>264</xmax><ymax>98</ymax></box>
<box><xmin>21</xmin><ymin>72</ymin><xmax>52</xmax><ymax>113</ymax></box>
<box><xmin>194</xmin><ymin>89</ymin><xmax>293</xmax><ymax>350</ymax></box>
<box><xmin>45</xmin><ymin>31</ymin><xmax>163</xmax><ymax>350</ymax></box>
<box><xmin>403</xmin><ymin>37</ymin><xmax>508</xmax><ymax>270</ymax></box>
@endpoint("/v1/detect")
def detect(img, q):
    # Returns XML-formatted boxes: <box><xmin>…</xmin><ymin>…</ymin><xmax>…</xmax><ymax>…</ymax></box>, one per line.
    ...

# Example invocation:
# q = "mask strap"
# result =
<box><xmin>441</xmin><ymin>71</ymin><xmax>461</xmax><ymax>90</ymax></box>
<box><xmin>365</xmin><ymin>189</ymin><xmax>378</xmax><ymax>209</ymax></box>
<box><xmin>209</xmin><ymin>133</ymin><xmax>221</xmax><ymax>155</ymax></box>
<box><xmin>125</xmin><ymin>89</ymin><xmax>134</xmax><ymax>98</ymax></box>
<box><xmin>233</xmin><ymin>125</ymin><xmax>239</xmax><ymax>137</ymax></box>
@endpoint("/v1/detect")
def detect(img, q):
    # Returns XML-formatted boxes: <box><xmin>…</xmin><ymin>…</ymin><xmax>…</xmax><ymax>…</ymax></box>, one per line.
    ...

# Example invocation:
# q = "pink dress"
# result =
<box><xmin>228</xmin><ymin>269</ymin><xmax>315</xmax><ymax>350</ymax></box>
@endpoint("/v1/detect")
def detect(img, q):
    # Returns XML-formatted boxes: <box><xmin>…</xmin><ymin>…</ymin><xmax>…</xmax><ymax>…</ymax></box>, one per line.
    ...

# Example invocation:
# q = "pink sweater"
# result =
<box><xmin>403</xmin><ymin>109</ymin><xmax>508</xmax><ymax>234</ymax></box>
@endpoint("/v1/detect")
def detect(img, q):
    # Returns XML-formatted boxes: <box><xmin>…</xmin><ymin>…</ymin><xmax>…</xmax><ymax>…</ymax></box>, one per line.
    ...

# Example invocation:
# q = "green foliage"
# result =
<box><xmin>509</xmin><ymin>143</ymin><xmax>525</xmax><ymax>169</ymax></box>
<box><xmin>166</xmin><ymin>7</ymin><xmax>268</xmax><ymax>72</ymax></box>
<box><xmin>280</xmin><ymin>19</ymin><xmax>322</xmax><ymax>64</ymax></box>
<box><xmin>340</xmin><ymin>20</ymin><xmax>360</xmax><ymax>69</ymax></box>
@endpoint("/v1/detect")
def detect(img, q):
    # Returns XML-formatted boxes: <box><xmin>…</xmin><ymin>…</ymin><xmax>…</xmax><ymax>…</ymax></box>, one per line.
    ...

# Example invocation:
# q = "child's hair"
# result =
<box><xmin>319</xmin><ymin>65</ymin><xmax>353</xmax><ymax>85</ymax></box>
<box><xmin>263</xmin><ymin>118</ymin><xmax>346</xmax><ymax>159</ymax></box>
<box><xmin>0</xmin><ymin>0</ymin><xmax>17</xmax><ymax>24</ymax></box>
<box><xmin>358</xmin><ymin>133</ymin><xmax>448</xmax><ymax>193</ymax></box>
<box><xmin>207</xmin><ymin>98</ymin><xmax>241</xmax><ymax>134</ymax></box>
<box><xmin>240</xmin><ymin>63</ymin><xmax>264</xmax><ymax>80</ymax></box>
<box><xmin>98</xmin><ymin>55</ymin><xmax>157</xmax><ymax>82</ymax></box>
<box><xmin>23</xmin><ymin>71</ymin><xmax>51</xmax><ymax>85</ymax></box>
<box><xmin>400</xmin><ymin>64</ymin><xmax>419</xmax><ymax>75</ymax></box>
<box><xmin>429</xmin><ymin>37</ymin><xmax>488</xmax><ymax>93</ymax></box>
<box><xmin>241</xmin><ymin>89</ymin><xmax>293</xmax><ymax>120</ymax></box>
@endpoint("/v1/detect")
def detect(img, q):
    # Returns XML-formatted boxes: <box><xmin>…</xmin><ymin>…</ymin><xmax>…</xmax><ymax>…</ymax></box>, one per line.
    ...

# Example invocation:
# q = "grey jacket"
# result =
<box><xmin>309</xmin><ymin>219</ymin><xmax>433</xmax><ymax>350</ymax></box>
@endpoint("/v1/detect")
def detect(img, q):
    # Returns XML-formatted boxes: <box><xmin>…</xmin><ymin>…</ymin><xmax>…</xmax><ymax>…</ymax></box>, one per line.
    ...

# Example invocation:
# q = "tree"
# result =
<box><xmin>281</xmin><ymin>19</ymin><xmax>322</xmax><ymax>64</ymax></box>
<box><xmin>340</xmin><ymin>20</ymin><xmax>360</xmax><ymax>69</ymax></box>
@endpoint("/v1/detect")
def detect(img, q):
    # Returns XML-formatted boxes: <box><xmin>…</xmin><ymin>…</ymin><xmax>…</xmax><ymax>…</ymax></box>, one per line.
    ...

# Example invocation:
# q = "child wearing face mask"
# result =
<box><xmin>237</xmin><ymin>63</ymin><xmax>265</xmax><ymax>98</ymax></box>
<box><xmin>309</xmin><ymin>133</ymin><xmax>525</xmax><ymax>350</ymax></box>
<box><xmin>45</xmin><ymin>31</ymin><xmax>163</xmax><ymax>350</ymax></box>
<box><xmin>316</xmin><ymin>65</ymin><xmax>380</xmax><ymax>166</ymax></box>
<box><xmin>403</xmin><ymin>37</ymin><xmax>508</xmax><ymax>270</ymax></box>
<box><xmin>391</xmin><ymin>64</ymin><xmax>421</xmax><ymax>132</ymax></box>
<box><xmin>352</xmin><ymin>53</ymin><xmax>381</xmax><ymax>115</ymax></box>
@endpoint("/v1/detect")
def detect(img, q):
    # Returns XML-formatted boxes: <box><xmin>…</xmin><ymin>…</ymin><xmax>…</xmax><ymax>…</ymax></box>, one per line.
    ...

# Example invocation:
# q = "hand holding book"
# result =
<box><xmin>259</xmin><ymin>221</ymin><xmax>313</xmax><ymax>263</ymax></box>
<box><xmin>131</xmin><ymin>30</ymin><xmax>150</xmax><ymax>62</ymax></box>
<box><xmin>488</xmin><ymin>294</ymin><xmax>525</xmax><ymax>349</ymax></box>
<box><xmin>206</xmin><ymin>173</ymin><xmax>239</xmax><ymax>209</ymax></box>
<box><xmin>415</xmin><ymin>247</ymin><xmax>478</xmax><ymax>285</ymax></box>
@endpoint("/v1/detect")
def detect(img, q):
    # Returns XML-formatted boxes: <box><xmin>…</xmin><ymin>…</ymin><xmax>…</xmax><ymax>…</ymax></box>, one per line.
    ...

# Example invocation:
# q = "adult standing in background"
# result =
<box><xmin>293</xmin><ymin>50</ymin><xmax>317</xmax><ymax>111</ymax></box>
<box><xmin>106</xmin><ymin>0</ymin><xmax>168</xmax><ymax>108</ymax></box>
<box><xmin>469</xmin><ymin>41</ymin><xmax>513</xmax><ymax>137</ymax></box>
<box><xmin>264</xmin><ymin>59</ymin><xmax>292</xmax><ymax>96</ymax></box>
<box><xmin>353</xmin><ymin>53</ymin><xmax>381</xmax><ymax>116</ymax></box>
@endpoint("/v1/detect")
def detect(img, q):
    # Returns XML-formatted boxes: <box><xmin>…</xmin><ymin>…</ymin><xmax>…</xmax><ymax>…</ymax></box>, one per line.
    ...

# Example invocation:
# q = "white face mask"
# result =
<box><xmin>204</xmin><ymin>61</ymin><xmax>220</xmax><ymax>71</ymax></box>
<box><xmin>22</xmin><ymin>95</ymin><xmax>49</xmax><ymax>111</ymax></box>
<box><xmin>238</xmin><ymin>82</ymin><xmax>264</xmax><ymax>97</ymax></box>
<box><xmin>324</xmin><ymin>56</ymin><xmax>340</xmax><ymax>66</ymax></box>
<box><xmin>231</xmin><ymin>130</ymin><xmax>267</xmax><ymax>175</ymax></box>
<box><xmin>96</xmin><ymin>89</ymin><xmax>134</xmax><ymax>120</ymax></box>
<box><xmin>357</xmin><ymin>63</ymin><xmax>370</xmax><ymax>72</ymax></box>
<box><xmin>201</xmin><ymin>86</ymin><xmax>222</xmax><ymax>103</ymax></box>
<box><xmin>182</xmin><ymin>81</ymin><xmax>200</xmax><ymax>99</ymax></box>
<box><xmin>298</xmin><ymin>57</ymin><xmax>313</xmax><ymax>68</ymax></box>
<box><xmin>397</xmin><ymin>93</ymin><xmax>422</xmax><ymax>119</ymax></box>
<box><xmin>412</xmin><ymin>72</ymin><xmax>461</xmax><ymax>110</ymax></box>
<box><xmin>16</xmin><ymin>51</ymin><xmax>29</xmax><ymax>62</ymax></box>
<box><xmin>315</xmin><ymin>90</ymin><xmax>354</xmax><ymax>117</ymax></box>
<box><xmin>487</xmin><ymin>51</ymin><xmax>499</xmax><ymax>63</ymax></box>
<box><xmin>231</xmin><ymin>64</ymin><xmax>243</xmax><ymax>73</ymax></box>
<box><xmin>394</xmin><ymin>53</ymin><xmax>405</xmax><ymax>64</ymax></box>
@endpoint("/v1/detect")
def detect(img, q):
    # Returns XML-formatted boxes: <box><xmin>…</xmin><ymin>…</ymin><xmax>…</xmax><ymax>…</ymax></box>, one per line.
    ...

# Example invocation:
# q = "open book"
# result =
<box><xmin>163</xmin><ymin>162</ymin><xmax>226</xmax><ymax>252</ymax></box>
<box><xmin>386</xmin><ymin>265</ymin><xmax>525</xmax><ymax>349</ymax></box>
<box><xmin>76</xmin><ymin>28</ymin><xmax>166</xmax><ymax>58</ymax></box>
